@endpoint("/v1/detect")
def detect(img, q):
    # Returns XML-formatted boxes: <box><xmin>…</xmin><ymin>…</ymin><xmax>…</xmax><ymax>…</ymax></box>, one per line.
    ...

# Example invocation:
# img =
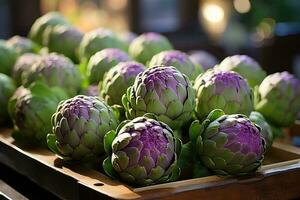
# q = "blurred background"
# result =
<box><xmin>1</xmin><ymin>0</ymin><xmax>300</xmax><ymax>75</ymax></box>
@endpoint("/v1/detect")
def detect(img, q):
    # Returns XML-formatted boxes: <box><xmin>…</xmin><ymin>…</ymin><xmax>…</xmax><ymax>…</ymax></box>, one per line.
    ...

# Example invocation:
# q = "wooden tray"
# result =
<box><xmin>1</xmin><ymin>128</ymin><xmax>300</xmax><ymax>200</ymax></box>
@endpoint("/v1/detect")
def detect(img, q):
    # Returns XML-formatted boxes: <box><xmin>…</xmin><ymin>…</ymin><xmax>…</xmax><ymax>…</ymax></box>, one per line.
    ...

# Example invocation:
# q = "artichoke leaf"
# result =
<box><xmin>104</xmin><ymin>130</ymin><xmax>117</xmax><ymax>154</ymax></box>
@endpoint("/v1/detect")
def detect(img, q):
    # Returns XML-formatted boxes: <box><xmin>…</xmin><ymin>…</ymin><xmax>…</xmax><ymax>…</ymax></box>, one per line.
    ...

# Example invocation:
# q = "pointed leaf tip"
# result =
<box><xmin>104</xmin><ymin>130</ymin><xmax>117</xmax><ymax>154</ymax></box>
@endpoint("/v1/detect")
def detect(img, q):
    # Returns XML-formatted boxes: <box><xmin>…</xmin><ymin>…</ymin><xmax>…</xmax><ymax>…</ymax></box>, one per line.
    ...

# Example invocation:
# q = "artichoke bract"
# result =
<box><xmin>87</xmin><ymin>48</ymin><xmax>130</xmax><ymax>84</ymax></box>
<box><xmin>6</xmin><ymin>36</ymin><xmax>37</xmax><ymax>55</ymax></box>
<box><xmin>190</xmin><ymin>109</ymin><xmax>265</xmax><ymax>176</ymax></box>
<box><xmin>103</xmin><ymin>116</ymin><xmax>181</xmax><ymax>186</ymax></box>
<box><xmin>43</xmin><ymin>25</ymin><xmax>83</xmax><ymax>63</ymax></box>
<box><xmin>100</xmin><ymin>61</ymin><xmax>145</xmax><ymax>106</ymax></box>
<box><xmin>78</xmin><ymin>28</ymin><xmax>128</xmax><ymax>61</ymax></box>
<box><xmin>8</xmin><ymin>82</ymin><xmax>68</xmax><ymax>145</ymax></box>
<box><xmin>12</xmin><ymin>53</ymin><xmax>41</xmax><ymax>85</ymax></box>
<box><xmin>29</xmin><ymin>12</ymin><xmax>70</xmax><ymax>45</ymax></box>
<box><xmin>122</xmin><ymin>66</ymin><xmax>195</xmax><ymax>130</ymax></box>
<box><xmin>249</xmin><ymin>111</ymin><xmax>273</xmax><ymax>150</ymax></box>
<box><xmin>148</xmin><ymin>50</ymin><xmax>203</xmax><ymax>80</ymax></box>
<box><xmin>0</xmin><ymin>73</ymin><xmax>16</xmax><ymax>125</ymax></box>
<box><xmin>47</xmin><ymin>95</ymin><xmax>119</xmax><ymax>161</ymax></box>
<box><xmin>129</xmin><ymin>32</ymin><xmax>173</xmax><ymax>65</ymax></box>
<box><xmin>254</xmin><ymin>71</ymin><xmax>300</xmax><ymax>127</ymax></box>
<box><xmin>194</xmin><ymin>70</ymin><xmax>253</xmax><ymax>120</ymax></box>
<box><xmin>188</xmin><ymin>50</ymin><xmax>218</xmax><ymax>71</ymax></box>
<box><xmin>0</xmin><ymin>41</ymin><xmax>18</xmax><ymax>75</ymax></box>
<box><xmin>22</xmin><ymin>53</ymin><xmax>81</xmax><ymax>97</ymax></box>
<box><xmin>218</xmin><ymin>55</ymin><xmax>266</xmax><ymax>88</ymax></box>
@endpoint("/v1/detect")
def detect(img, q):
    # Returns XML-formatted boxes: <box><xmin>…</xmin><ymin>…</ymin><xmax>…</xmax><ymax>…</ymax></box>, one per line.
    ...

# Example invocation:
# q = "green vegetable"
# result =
<box><xmin>47</xmin><ymin>95</ymin><xmax>119</xmax><ymax>161</ymax></box>
<box><xmin>103</xmin><ymin>116</ymin><xmax>181</xmax><ymax>186</ymax></box>
<box><xmin>189</xmin><ymin>109</ymin><xmax>266</xmax><ymax>176</ymax></box>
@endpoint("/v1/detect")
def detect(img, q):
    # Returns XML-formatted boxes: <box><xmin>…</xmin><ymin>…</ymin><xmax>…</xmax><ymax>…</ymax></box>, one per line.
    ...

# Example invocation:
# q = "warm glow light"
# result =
<box><xmin>107</xmin><ymin>0</ymin><xmax>128</xmax><ymax>11</ymax></box>
<box><xmin>202</xmin><ymin>4</ymin><xmax>224</xmax><ymax>23</ymax></box>
<box><xmin>233</xmin><ymin>0</ymin><xmax>251</xmax><ymax>13</ymax></box>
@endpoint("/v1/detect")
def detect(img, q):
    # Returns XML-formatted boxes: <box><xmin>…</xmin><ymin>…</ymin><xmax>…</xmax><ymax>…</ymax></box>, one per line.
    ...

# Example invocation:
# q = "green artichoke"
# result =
<box><xmin>6</xmin><ymin>36</ymin><xmax>37</xmax><ymax>55</ymax></box>
<box><xmin>103</xmin><ymin>116</ymin><xmax>181</xmax><ymax>186</ymax></box>
<box><xmin>86</xmin><ymin>48</ymin><xmax>130</xmax><ymax>84</ymax></box>
<box><xmin>254</xmin><ymin>71</ymin><xmax>300</xmax><ymax>127</ymax></box>
<box><xmin>189</xmin><ymin>109</ymin><xmax>266</xmax><ymax>176</ymax></box>
<box><xmin>22</xmin><ymin>53</ymin><xmax>81</xmax><ymax>97</ymax></box>
<box><xmin>12</xmin><ymin>53</ymin><xmax>41</xmax><ymax>85</ymax></box>
<box><xmin>129</xmin><ymin>32</ymin><xmax>173</xmax><ymax>64</ymax></box>
<box><xmin>43</xmin><ymin>25</ymin><xmax>83</xmax><ymax>63</ymax></box>
<box><xmin>0</xmin><ymin>41</ymin><xmax>18</xmax><ymax>75</ymax></box>
<box><xmin>0</xmin><ymin>73</ymin><xmax>16</xmax><ymax>125</ymax></box>
<box><xmin>122</xmin><ymin>66</ymin><xmax>195</xmax><ymax>130</ymax></box>
<box><xmin>188</xmin><ymin>50</ymin><xmax>218</xmax><ymax>71</ymax></box>
<box><xmin>148</xmin><ymin>50</ymin><xmax>203</xmax><ymax>80</ymax></box>
<box><xmin>47</xmin><ymin>95</ymin><xmax>119</xmax><ymax>161</ymax></box>
<box><xmin>249</xmin><ymin>111</ymin><xmax>273</xmax><ymax>150</ymax></box>
<box><xmin>8</xmin><ymin>82</ymin><xmax>68</xmax><ymax>145</ymax></box>
<box><xmin>100</xmin><ymin>61</ymin><xmax>145</xmax><ymax>106</ymax></box>
<box><xmin>78</xmin><ymin>28</ymin><xmax>128</xmax><ymax>61</ymax></box>
<box><xmin>218</xmin><ymin>55</ymin><xmax>266</xmax><ymax>88</ymax></box>
<box><xmin>194</xmin><ymin>70</ymin><xmax>253</xmax><ymax>120</ymax></box>
<box><xmin>29</xmin><ymin>12</ymin><xmax>70</xmax><ymax>45</ymax></box>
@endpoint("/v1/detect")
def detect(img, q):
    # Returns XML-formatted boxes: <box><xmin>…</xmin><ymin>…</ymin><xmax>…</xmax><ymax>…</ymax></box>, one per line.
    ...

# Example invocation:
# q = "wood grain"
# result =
<box><xmin>1</xmin><ymin>128</ymin><xmax>300</xmax><ymax>199</ymax></box>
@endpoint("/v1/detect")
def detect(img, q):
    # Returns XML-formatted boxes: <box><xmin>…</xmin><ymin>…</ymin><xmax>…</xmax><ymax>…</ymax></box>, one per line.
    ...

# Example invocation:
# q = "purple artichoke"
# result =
<box><xmin>47</xmin><ymin>95</ymin><xmax>119</xmax><ymax>161</ymax></box>
<box><xmin>189</xmin><ymin>50</ymin><xmax>218</xmax><ymax>71</ymax></box>
<box><xmin>190</xmin><ymin>109</ymin><xmax>266</xmax><ymax>175</ymax></box>
<box><xmin>218</xmin><ymin>55</ymin><xmax>266</xmax><ymax>88</ymax></box>
<box><xmin>149</xmin><ymin>50</ymin><xmax>203</xmax><ymax>80</ymax></box>
<box><xmin>103</xmin><ymin>116</ymin><xmax>181</xmax><ymax>186</ymax></box>
<box><xmin>87</xmin><ymin>48</ymin><xmax>131</xmax><ymax>84</ymax></box>
<box><xmin>129</xmin><ymin>32</ymin><xmax>173</xmax><ymax>64</ymax></box>
<box><xmin>100</xmin><ymin>61</ymin><xmax>145</xmax><ymax>106</ymax></box>
<box><xmin>194</xmin><ymin>70</ymin><xmax>253</xmax><ymax>120</ymax></box>
<box><xmin>122</xmin><ymin>66</ymin><xmax>195</xmax><ymax>129</ymax></box>
<box><xmin>22</xmin><ymin>53</ymin><xmax>81</xmax><ymax>96</ymax></box>
<box><xmin>13</xmin><ymin>53</ymin><xmax>41</xmax><ymax>85</ymax></box>
<box><xmin>254</xmin><ymin>71</ymin><xmax>300</xmax><ymax>127</ymax></box>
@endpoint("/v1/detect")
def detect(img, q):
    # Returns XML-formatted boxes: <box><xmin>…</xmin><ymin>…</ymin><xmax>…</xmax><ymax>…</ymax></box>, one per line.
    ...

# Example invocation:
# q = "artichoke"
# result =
<box><xmin>12</xmin><ymin>53</ymin><xmax>41</xmax><ymax>85</ymax></box>
<box><xmin>8</xmin><ymin>82</ymin><xmax>68</xmax><ymax>145</ymax></box>
<box><xmin>188</xmin><ymin>50</ymin><xmax>218</xmax><ymax>71</ymax></box>
<box><xmin>122</xmin><ymin>66</ymin><xmax>195</xmax><ymax>130</ymax></box>
<box><xmin>129</xmin><ymin>32</ymin><xmax>173</xmax><ymax>64</ymax></box>
<box><xmin>86</xmin><ymin>48</ymin><xmax>130</xmax><ymax>84</ymax></box>
<box><xmin>148</xmin><ymin>50</ymin><xmax>203</xmax><ymax>80</ymax></box>
<box><xmin>218</xmin><ymin>55</ymin><xmax>266</xmax><ymax>88</ymax></box>
<box><xmin>22</xmin><ymin>53</ymin><xmax>81</xmax><ymax>97</ymax></box>
<box><xmin>47</xmin><ymin>95</ymin><xmax>119</xmax><ymax>161</ymax></box>
<box><xmin>82</xmin><ymin>85</ymin><xmax>99</xmax><ymax>97</ymax></box>
<box><xmin>249</xmin><ymin>111</ymin><xmax>273</xmax><ymax>150</ymax></box>
<box><xmin>254</xmin><ymin>71</ymin><xmax>300</xmax><ymax>127</ymax></box>
<box><xmin>194</xmin><ymin>70</ymin><xmax>253</xmax><ymax>120</ymax></box>
<box><xmin>0</xmin><ymin>73</ymin><xmax>16</xmax><ymax>125</ymax></box>
<box><xmin>78</xmin><ymin>28</ymin><xmax>128</xmax><ymax>61</ymax></box>
<box><xmin>29</xmin><ymin>12</ymin><xmax>70</xmax><ymax>45</ymax></box>
<box><xmin>43</xmin><ymin>25</ymin><xmax>83</xmax><ymax>63</ymax></box>
<box><xmin>119</xmin><ymin>31</ymin><xmax>137</xmax><ymax>44</ymax></box>
<box><xmin>6</xmin><ymin>36</ymin><xmax>37</xmax><ymax>55</ymax></box>
<box><xmin>0</xmin><ymin>41</ymin><xmax>18</xmax><ymax>75</ymax></box>
<box><xmin>100</xmin><ymin>61</ymin><xmax>145</xmax><ymax>106</ymax></box>
<box><xmin>189</xmin><ymin>109</ymin><xmax>266</xmax><ymax>176</ymax></box>
<box><xmin>103</xmin><ymin>116</ymin><xmax>181</xmax><ymax>186</ymax></box>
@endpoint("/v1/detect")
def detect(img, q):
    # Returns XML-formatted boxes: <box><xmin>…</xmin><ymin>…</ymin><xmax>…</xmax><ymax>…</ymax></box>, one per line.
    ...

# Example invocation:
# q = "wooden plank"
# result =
<box><xmin>1</xmin><ymin>128</ymin><xmax>300</xmax><ymax>199</ymax></box>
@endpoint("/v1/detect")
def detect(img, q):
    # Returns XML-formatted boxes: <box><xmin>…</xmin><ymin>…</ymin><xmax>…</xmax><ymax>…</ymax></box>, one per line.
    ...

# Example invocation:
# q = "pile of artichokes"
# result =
<box><xmin>0</xmin><ymin>12</ymin><xmax>300</xmax><ymax>188</ymax></box>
